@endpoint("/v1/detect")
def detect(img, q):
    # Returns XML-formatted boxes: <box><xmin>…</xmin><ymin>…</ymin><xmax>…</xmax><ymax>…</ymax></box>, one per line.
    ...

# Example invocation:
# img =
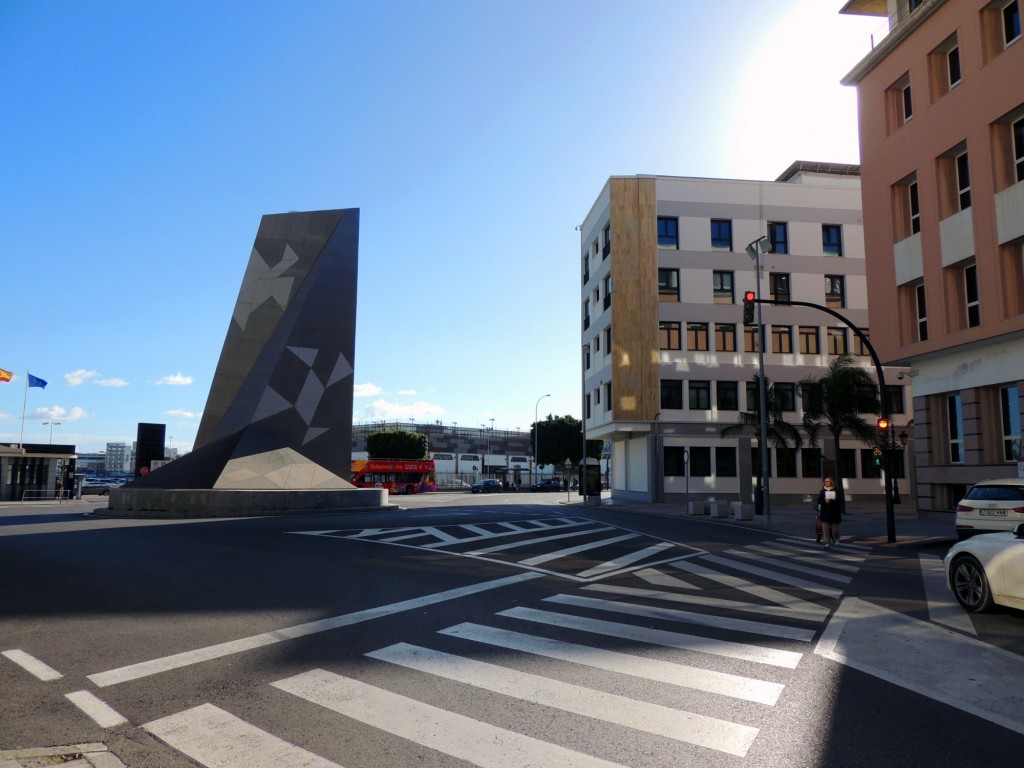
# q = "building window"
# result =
<box><xmin>902</xmin><ymin>82</ymin><xmax>913</xmax><ymax>123</ymax></box>
<box><xmin>885</xmin><ymin>385</ymin><xmax>905</xmax><ymax>416</ymax></box>
<box><xmin>602</xmin><ymin>224</ymin><xmax>611</xmax><ymax>259</ymax></box>
<box><xmin>1014</xmin><ymin>116</ymin><xmax>1024</xmax><ymax>182</ymax></box>
<box><xmin>657</xmin><ymin>217</ymin><xmax>678</xmax><ymax>248</ymax></box>
<box><xmin>853</xmin><ymin>331</ymin><xmax>871</xmax><ymax>357</ymax></box>
<box><xmin>584</xmin><ymin>345</ymin><xmax>591</xmax><ymax>369</ymax></box>
<box><xmin>799</xmin><ymin>326</ymin><xmax>820</xmax><ymax>354</ymax></box>
<box><xmin>689</xmin><ymin>447</ymin><xmax>712</xmax><ymax>477</ymax></box>
<box><xmin>687</xmin><ymin>322</ymin><xmax>709</xmax><ymax>351</ymax></box>
<box><xmin>689</xmin><ymin>381</ymin><xmax>711</xmax><ymax>410</ymax></box>
<box><xmin>949</xmin><ymin>394</ymin><xmax>964</xmax><ymax>463</ymax></box>
<box><xmin>770</xmin><ymin>272</ymin><xmax>790</xmax><ymax>302</ymax></box>
<box><xmin>771</xmin><ymin>325</ymin><xmax>793</xmax><ymax>354</ymax></box>
<box><xmin>717</xmin><ymin>381</ymin><xmax>739</xmax><ymax>411</ymax></box>
<box><xmin>664</xmin><ymin>447</ymin><xmax>687</xmax><ymax>476</ymax></box>
<box><xmin>1001</xmin><ymin>385</ymin><xmax>1022</xmax><ymax>461</ymax></box>
<box><xmin>827</xmin><ymin>327</ymin><xmax>848</xmax><ymax>355</ymax></box>
<box><xmin>603</xmin><ymin>275</ymin><xmax>612</xmax><ymax>309</ymax></box>
<box><xmin>585</xmin><ymin>393</ymin><xmax>591</xmax><ymax>419</ymax></box>
<box><xmin>825</xmin><ymin>275</ymin><xmax>846</xmax><ymax>308</ymax></box>
<box><xmin>660</xmin><ymin>321</ymin><xmax>681</xmax><ymax>350</ymax></box>
<box><xmin>594</xmin><ymin>386</ymin><xmax>600</xmax><ymax>404</ymax></box>
<box><xmin>603</xmin><ymin>326</ymin><xmax>612</xmax><ymax>351</ymax></box>
<box><xmin>822</xmin><ymin>224</ymin><xmax>843</xmax><ymax>256</ymax></box>
<box><xmin>776</xmin><ymin>447</ymin><xmax>798</xmax><ymax>477</ymax></box>
<box><xmin>909</xmin><ymin>180</ymin><xmax>921</xmax><ymax>234</ymax></box>
<box><xmin>659</xmin><ymin>268</ymin><xmax>680</xmax><ymax>301</ymax></box>
<box><xmin>963</xmin><ymin>263</ymin><xmax>981</xmax><ymax>327</ymax></box>
<box><xmin>916</xmin><ymin>283</ymin><xmax>928</xmax><ymax>341</ymax></box>
<box><xmin>583</xmin><ymin>300</ymin><xmax>590</xmax><ymax>330</ymax></box>
<box><xmin>594</xmin><ymin>333</ymin><xmax>600</xmax><ymax>352</ymax></box>
<box><xmin>948</xmin><ymin>44</ymin><xmax>962</xmax><ymax>87</ymax></box>
<box><xmin>768</xmin><ymin>221</ymin><xmax>789</xmax><ymax>254</ymax></box>
<box><xmin>604</xmin><ymin>382</ymin><xmax>612</xmax><ymax>411</ymax></box>
<box><xmin>801</xmin><ymin>448</ymin><xmax>822</xmax><ymax>479</ymax></box>
<box><xmin>775</xmin><ymin>383</ymin><xmax>796</xmax><ymax>412</ymax></box>
<box><xmin>1005</xmin><ymin>0</ymin><xmax>1022</xmax><ymax>46</ymax></box>
<box><xmin>711</xmin><ymin>219</ymin><xmax>733</xmax><ymax>250</ymax></box>
<box><xmin>582</xmin><ymin>253</ymin><xmax>590</xmax><ymax>284</ymax></box>
<box><xmin>661</xmin><ymin>380</ymin><xmax>683</xmax><ymax>410</ymax></box>
<box><xmin>713</xmin><ymin>270</ymin><xmax>734</xmax><ymax>303</ymax></box>
<box><xmin>716</xmin><ymin>447</ymin><xmax>737</xmax><ymax>477</ymax></box>
<box><xmin>744</xmin><ymin>325</ymin><xmax>760</xmax><ymax>353</ymax></box>
<box><xmin>715</xmin><ymin>323</ymin><xmax>737</xmax><ymax>352</ymax></box>
<box><xmin>956</xmin><ymin>151</ymin><xmax>972</xmax><ymax>210</ymax></box>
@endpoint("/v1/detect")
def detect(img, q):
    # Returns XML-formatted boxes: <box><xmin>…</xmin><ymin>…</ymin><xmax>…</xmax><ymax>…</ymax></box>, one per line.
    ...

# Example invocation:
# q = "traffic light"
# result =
<box><xmin>743</xmin><ymin>291</ymin><xmax>756</xmax><ymax>325</ymax></box>
<box><xmin>873</xmin><ymin>446</ymin><xmax>883</xmax><ymax>468</ymax></box>
<box><xmin>877</xmin><ymin>417</ymin><xmax>890</xmax><ymax>431</ymax></box>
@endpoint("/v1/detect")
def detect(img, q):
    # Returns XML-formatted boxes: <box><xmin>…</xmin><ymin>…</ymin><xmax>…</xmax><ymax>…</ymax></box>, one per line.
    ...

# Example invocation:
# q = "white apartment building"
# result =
<box><xmin>579</xmin><ymin>163</ymin><xmax>914</xmax><ymax>506</ymax></box>
<box><xmin>104</xmin><ymin>442</ymin><xmax>132</xmax><ymax>474</ymax></box>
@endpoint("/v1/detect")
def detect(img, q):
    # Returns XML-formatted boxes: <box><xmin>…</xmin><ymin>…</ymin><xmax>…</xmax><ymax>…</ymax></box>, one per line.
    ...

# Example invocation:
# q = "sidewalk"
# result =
<box><xmin>588</xmin><ymin>495</ymin><xmax>957</xmax><ymax>549</ymax></box>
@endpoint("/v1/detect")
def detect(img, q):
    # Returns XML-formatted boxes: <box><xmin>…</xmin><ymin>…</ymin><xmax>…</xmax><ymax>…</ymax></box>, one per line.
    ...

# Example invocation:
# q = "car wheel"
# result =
<box><xmin>951</xmin><ymin>554</ymin><xmax>994</xmax><ymax>613</ymax></box>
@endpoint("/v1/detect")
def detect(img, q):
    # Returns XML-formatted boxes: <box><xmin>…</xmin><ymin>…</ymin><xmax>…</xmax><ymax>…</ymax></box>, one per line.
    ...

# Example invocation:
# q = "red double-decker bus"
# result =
<box><xmin>350</xmin><ymin>459</ymin><xmax>436</xmax><ymax>495</ymax></box>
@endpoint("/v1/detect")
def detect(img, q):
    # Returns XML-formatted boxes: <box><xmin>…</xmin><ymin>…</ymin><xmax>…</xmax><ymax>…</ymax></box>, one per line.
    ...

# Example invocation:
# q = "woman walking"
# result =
<box><xmin>817</xmin><ymin>477</ymin><xmax>842</xmax><ymax>548</ymax></box>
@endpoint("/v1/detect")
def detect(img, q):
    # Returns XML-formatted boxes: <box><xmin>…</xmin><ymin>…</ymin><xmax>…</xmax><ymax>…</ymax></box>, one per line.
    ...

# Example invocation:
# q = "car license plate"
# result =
<box><xmin>979</xmin><ymin>510</ymin><xmax>1007</xmax><ymax>516</ymax></box>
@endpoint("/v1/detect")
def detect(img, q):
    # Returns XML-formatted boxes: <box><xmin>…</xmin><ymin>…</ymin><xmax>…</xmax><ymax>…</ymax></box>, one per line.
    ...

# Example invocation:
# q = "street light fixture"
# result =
<box><xmin>746</xmin><ymin>235</ymin><xmax>773</xmax><ymax>523</ymax></box>
<box><xmin>534</xmin><ymin>394</ymin><xmax>551</xmax><ymax>487</ymax></box>
<box><xmin>42</xmin><ymin>421</ymin><xmax>61</xmax><ymax>444</ymax></box>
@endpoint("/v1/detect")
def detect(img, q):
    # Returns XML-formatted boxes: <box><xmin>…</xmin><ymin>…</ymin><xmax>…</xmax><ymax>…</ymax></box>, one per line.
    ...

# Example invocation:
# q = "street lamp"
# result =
<box><xmin>746</xmin><ymin>235</ymin><xmax>773</xmax><ymax>524</ymax></box>
<box><xmin>42</xmin><ymin>421</ymin><xmax>61</xmax><ymax>444</ymax></box>
<box><xmin>534</xmin><ymin>394</ymin><xmax>551</xmax><ymax>488</ymax></box>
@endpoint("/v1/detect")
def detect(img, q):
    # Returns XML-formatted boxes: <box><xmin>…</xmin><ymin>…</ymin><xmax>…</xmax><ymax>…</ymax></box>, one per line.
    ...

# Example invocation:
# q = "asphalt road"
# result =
<box><xmin>2</xmin><ymin>493</ymin><xmax>1023</xmax><ymax>767</ymax></box>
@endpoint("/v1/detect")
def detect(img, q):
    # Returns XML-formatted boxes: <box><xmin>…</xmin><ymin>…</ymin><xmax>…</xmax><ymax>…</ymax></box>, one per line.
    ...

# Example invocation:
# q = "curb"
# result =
<box><xmin>0</xmin><ymin>743</ymin><xmax>125</xmax><ymax>768</ymax></box>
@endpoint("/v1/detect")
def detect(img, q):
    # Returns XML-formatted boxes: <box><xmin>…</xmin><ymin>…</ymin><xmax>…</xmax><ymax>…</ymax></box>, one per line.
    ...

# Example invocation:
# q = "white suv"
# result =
<box><xmin>955</xmin><ymin>478</ymin><xmax>1024</xmax><ymax>539</ymax></box>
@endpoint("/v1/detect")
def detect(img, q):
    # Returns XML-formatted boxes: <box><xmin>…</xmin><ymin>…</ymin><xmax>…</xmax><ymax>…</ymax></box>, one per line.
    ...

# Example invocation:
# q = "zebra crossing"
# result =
<box><xmin>291</xmin><ymin>516</ymin><xmax>704</xmax><ymax>581</ymax></box>
<box><xmin>140</xmin><ymin>533</ymin><xmax>873</xmax><ymax>766</ymax></box>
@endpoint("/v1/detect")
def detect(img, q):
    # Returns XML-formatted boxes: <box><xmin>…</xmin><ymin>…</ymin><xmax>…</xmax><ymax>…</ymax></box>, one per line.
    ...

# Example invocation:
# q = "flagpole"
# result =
<box><xmin>19</xmin><ymin>370</ymin><xmax>29</xmax><ymax>449</ymax></box>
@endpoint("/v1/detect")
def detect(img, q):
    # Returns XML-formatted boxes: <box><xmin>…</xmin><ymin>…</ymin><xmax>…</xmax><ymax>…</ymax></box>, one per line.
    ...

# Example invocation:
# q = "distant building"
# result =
<box><xmin>105</xmin><ymin>443</ymin><xmax>132</xmax><ymax>474</ymax></box>
<box><xmin>579</xmin><ymin>166</ymin><xmax>913</xmax><ymax>505</ymax></box>
<box><xmin>841</xmin><ymin>0</ymin><xmax>1024</xmax><ymax>512</ymax></box>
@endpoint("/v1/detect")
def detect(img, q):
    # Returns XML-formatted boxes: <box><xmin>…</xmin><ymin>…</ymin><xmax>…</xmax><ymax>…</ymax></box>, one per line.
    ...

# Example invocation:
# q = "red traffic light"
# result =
<box><xmin>744</xmin><ymin>291</ymin><xmax>756</xmax><ymax>302</ymax></box>
<box><xmin>877</xmin><ymin>417</ymin><xmax>890</xmax><ymax>430</ymax></box>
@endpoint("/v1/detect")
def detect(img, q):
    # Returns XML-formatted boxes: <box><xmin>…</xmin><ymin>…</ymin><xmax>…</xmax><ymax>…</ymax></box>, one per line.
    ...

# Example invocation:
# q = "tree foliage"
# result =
<box><xmin>719</xmin><ymin>373</ymin><xmax>803</xmax><ymax>449</ymax></box>
<box><xmin>366</xmin><ymin>430</ymin><xmax>428</xmax><ymax>460</ymax></box>
<box><xmin>530</xmin><ymin>414</ymin><xmax>602</xmax><ymax>471</ymax></box>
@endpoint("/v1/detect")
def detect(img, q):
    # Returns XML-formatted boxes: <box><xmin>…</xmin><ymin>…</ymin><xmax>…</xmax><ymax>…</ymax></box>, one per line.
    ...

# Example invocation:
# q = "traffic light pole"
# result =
<box><xmin>754</xmin><ymin>298</ymin><xmax>896</xmax><ymax>543</ymax></box>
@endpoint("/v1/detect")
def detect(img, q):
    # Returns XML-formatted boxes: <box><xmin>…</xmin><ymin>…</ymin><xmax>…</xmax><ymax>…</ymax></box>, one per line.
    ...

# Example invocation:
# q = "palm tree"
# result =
<box><xmin>798</xmin><ymin>354</ymin><xmax>881</xmax><ymax>498</ymax></box>
<box><xmin>720</xmin><ymin>373</ymin><xmax>803</xmax><ymax>472</ymax></box>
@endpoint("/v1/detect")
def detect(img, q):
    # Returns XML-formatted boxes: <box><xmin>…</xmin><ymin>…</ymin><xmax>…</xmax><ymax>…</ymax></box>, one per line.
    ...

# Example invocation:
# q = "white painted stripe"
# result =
<box><xmin>1</xmin><ymin>649</ymin><xmax>63</xmax><ymax>681</ymax></box>
<box><xmin>273</xmin><ymin>668</ymin><xmax>628</xmax><ymax>768</ymax></box>
<box><xmin>669</xmin><ymin>558</ymin><xmax>830</xmax><ymax>621</ymax></box>
<box><xmin>581</xmin><ymin>583</ymin><xmax>827</xmax><ymax>623</ymax></box>
<box><xmin>419</xmin><ymin>526</ymin><xmax>462</xmax><ymax>543</ymax></box>
<box><xmin>144</xmin><ymin>703</ymin><xmax>341</xmax><ymax>767</ymax></box>
<box><xmin>368</xmin><ymin>643</ymin><xmax>758</xmax><ymax>757</ymax></box>
<box><xmin>520</xmin><ymin>533</ymin><xmax>637</xmax><ymax>566</ymax></box>
<box><xmin>744</xmin><ymin>544</ymin><xmax>861</xmax><ymax>573</ymax></box>
<box><xmin>65</xmin><ymin>690</ymin><xmax>127</xmax><ymax>729</ymax></box>
<box><xmin>576</xmin><ymin>542</ymin><xmax>674</xmax><ymax>578</ymax></box>
<box><xmin>467</xmin><ymin>524</ymin><xmax>616</xmax><ymax>556</ymax></box>
<box><xmin>776</xmin><ymin>535</ymin><xmax>872</xmax><ymax>555</ymax></box>
<box><xmin>920</xmin><ymin>554</ymin><xmax>976</xmax><ymax>635</ymax></box>
<box><xmin>697</xmin><ymin>554</ymin><xmax>843</xmax><ymax>599</ymax></box>
<box><xmin>440</xmin><ymin>622</ymin><xmax>784</xmax><ymax>705</ymax></box>
<box><xmin>463</xmin><ymin>524</ymin><xmax>497</xmax><ymax>536</ymax></box>
<box><xmin>500</xmin><ymin>606</ymin><xmax>802</xmax><ymax>669</ymax></box>
<box><xmin>635</xmin><ymin>568</ymin><xmax>699</xmax><ymax>590</ymax></box>
<box><xmin>380</xmin><ymin>531</ymin><xmax>440</xmax><ymax>543</ymax></box>
<box><xmin>724</xmin><ymin>549</ymin><xmax>853</xmax><ymax>583</ymax></box>
<box><xmin>545</xmin><ymin>593</ymin><xmax>815</xmax><ymax>642</ymax></box>
<box><xmin>816</xmin><ymin>597</ymin><xmax>1024</xmax><ymax>737</ymax></box>
<box><xmin>423</xmin><ymin>518</ymin><xmax>593</xmax><ymax>549</ymax></box>
<box><xmin>88</xmin><ymin>572</ymin><xmax>541</xmax><ymax>688</ymax></box>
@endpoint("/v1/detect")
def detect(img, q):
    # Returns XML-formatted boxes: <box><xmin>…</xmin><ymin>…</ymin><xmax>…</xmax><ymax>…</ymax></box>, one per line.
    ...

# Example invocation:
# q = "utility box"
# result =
<box><xmin>578</xmin><ymin>457</ymin><xmax>601</xmax><ymax>496</ymax></box>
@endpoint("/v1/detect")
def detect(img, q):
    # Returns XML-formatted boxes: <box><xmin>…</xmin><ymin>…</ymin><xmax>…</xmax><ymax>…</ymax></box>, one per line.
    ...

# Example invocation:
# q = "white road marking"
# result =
<box><xmin>746</xmin><ymin>543</ymin><xmax>861</xmax><ymax>573</ymax></box>
<box><xmin>144</xmin><ymin>703</ymin><xmax>341</xmax><ymax>767</ymax></box>
<box><xmin>520</xmin><ymin>533</ymin><xmax>637</xmax><ymax>566</ymax></box>
<box><xmin>635</xmin><ymin>567</ymin><xmax>699</xmax><ymax>590</ymax></box>
<box><xmin>816</xmin><ymin>597</ymin><xmax>1024</xmax><ymax>736</ymax></box>
<box><xmin>88</xmin><ymin>572</ymin><xmax>541</xmax><ymax>688</ymax></box>
<box><xmin>1</xmin><ymin>649</ymin><xmax>63</xmax><ymax>681</ymax></box>
<box><xmin>65</xmin><ymin>690</ymin><xmax>127</xmax><ymax>728</ymax></box>
<box><xmin>499</xmin><ymin>607</ymin><xmax>803</xmax><ymax>668</ymax></box>
<box><xmin>580</xmin><ymin>583</ymin><xmax>825</xmax><ymax>623</ymax></box>
<box><xmin>722</xmin><ymin>548</ymin><xmax>853</xmax><ymax>583</ymax></box>
<box><xmin>440</xmin><ymin>622</ymin><xmax>784</xmax><ymax>705</ymax></box>
<box><xmin>369</xmin><ymin>642</ymin><xmax>760</xmax><ymax>757</ymax></box>
<box><xmin>422</xmin><ymin>518</ymin><xmax>595</xmax><ymax>549</ymax></box>
<box><xmin>273</xmin><ymin>668</ymin><xmax>630</xmax><ymax>768</ymax></box>
<box><xmin>467</xmin><ymin>525</ymin><xmax>619</xmax><ymax>556</ymax></box>
<box><xmin>576</xmin><ymin>541</ymin><xmax>675</xmax><ymax>578</ymax></box>
<box><xmin>545</xmin><ymin>593</ymin><xmax>815</xmax><ymax>642</ymax></box>
<box><xmin>919</xmin><ymin>553</ymin><xmax>976</xmax><ymax>635</ymax></box>
<box><xmin>697</xmin><ymin>554</ymin><xmax>843</xmax><ymax>598</ymax></box>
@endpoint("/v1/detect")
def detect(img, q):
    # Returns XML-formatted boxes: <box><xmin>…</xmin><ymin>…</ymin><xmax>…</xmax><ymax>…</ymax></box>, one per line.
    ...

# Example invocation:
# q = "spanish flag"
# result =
<box><xmin>0</xmin><ymin>369</ymin><xmax>12</xmax><ymax>383</ymax></box>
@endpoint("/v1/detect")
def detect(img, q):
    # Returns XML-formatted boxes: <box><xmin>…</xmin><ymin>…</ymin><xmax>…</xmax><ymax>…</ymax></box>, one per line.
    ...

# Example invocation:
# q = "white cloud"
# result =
<box><xmin>65</xmin><ymin>369</ymin><xmax>100</xmax><ymax>386</ymax></box>
<box><xmin>165</xmin><ymin>408</ymin><xmax>198</xmax><ymax>419</ymax></box>
<box><xmin>156</xmin><ymin>373</ymin><xmax>193</xmax><ymax>386</ymax></box>
<box><xmin>354</xmin><ymin>382</ymin><xmax>383</xmax><ymax>397</ymax></box>
<box><xmin>361</xmin><ymin>399</ymin><xmax>444</xmax><ymax>421</ymax></box>
<box><xmin>96</xmin><ymin>378</ymin><xmax>129</xmax><ymax>387</ymax></box>
<box><xmin>30</xmin><ymin>405</ymin><xmax>90</xmax><ymax>423</ymax></box>
<box><xmin>397</xmin><ymin>389</ymin><xmax>417</xmax><ymax>396</ymax></box>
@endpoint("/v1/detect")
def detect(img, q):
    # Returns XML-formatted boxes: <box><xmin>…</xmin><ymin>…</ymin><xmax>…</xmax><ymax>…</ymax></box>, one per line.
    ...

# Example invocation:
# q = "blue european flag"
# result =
<box><xmin>27</xmin><ymin>374</ymin><xmax>47</xmax><ymax>389</ymax></box>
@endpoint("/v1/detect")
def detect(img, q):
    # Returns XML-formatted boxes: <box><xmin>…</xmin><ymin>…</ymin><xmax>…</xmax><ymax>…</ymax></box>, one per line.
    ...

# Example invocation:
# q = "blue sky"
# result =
<box><xmin>0</xmin><ymin>1</ymin><xmax>881</xmax><ymax>454</ymax></box>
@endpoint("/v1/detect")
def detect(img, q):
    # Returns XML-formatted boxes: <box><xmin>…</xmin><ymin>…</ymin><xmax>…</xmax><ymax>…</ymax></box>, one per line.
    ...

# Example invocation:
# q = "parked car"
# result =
<box><xmin>954</xmin><ymin>478</ymin><xmax>1024</xmax><ymax>539</ymax></box>
<box><xmin>530</xmin><ymin>478</ymin><xmax>563</xmax><ymax>492</ymax></box>
<box><xmin>944</xmin><ymin>523</ymin><xmax>1024</xmax><ymax>613</ymax></box>
<box><xmin>471</xmin><ymin>479</ymin><xmax>502</xmax><ymax>494</ymax></box>
<box><xmin>81</xmin><ymin>479</ymin><xmax>111</xmax><ymax>496</ymax></box>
